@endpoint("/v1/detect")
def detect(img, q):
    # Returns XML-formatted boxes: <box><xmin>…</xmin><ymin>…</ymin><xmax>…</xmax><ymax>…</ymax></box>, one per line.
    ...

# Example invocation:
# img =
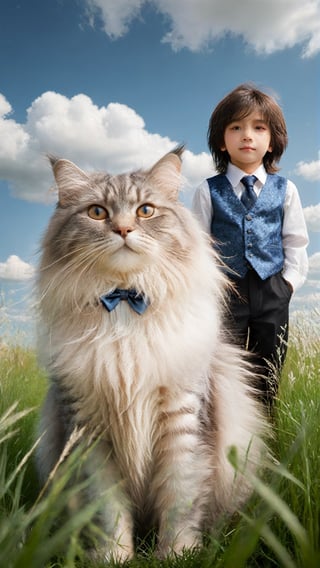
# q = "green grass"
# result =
<box><xmin>0</xmin><ymin>320</ymin><xmax>319</xmax><ymax>568</ymax></box>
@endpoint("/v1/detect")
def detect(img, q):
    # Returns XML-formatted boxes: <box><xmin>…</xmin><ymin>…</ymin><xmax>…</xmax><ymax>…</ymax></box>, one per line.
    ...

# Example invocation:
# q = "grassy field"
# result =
<box><xmin>0</xmin><ymin>319</ymin><xmax>319</xmax><ymax>568</ymax></box>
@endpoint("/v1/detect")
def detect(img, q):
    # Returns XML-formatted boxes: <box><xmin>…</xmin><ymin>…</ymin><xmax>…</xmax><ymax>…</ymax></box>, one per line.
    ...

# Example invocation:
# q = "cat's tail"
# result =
<box><xmin>206</xmin><ymin>341</ymin><xmax>271</xmax><ymax>520</ymax></box>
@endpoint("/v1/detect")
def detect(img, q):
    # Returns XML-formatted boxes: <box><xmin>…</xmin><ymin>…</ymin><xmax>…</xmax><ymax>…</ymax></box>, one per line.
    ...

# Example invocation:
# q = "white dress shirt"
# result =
<box><xmin>192</xmin><ymin>163</ymin><xmax>309</xmax><ymax>292</ymax></box>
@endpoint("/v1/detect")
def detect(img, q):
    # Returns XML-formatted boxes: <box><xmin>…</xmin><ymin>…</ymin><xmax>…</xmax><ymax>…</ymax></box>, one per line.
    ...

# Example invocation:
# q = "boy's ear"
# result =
<box><xmin>220</xmin><ymin>144</ymin><xmax>226</xmax><ymax>151</ymax></box>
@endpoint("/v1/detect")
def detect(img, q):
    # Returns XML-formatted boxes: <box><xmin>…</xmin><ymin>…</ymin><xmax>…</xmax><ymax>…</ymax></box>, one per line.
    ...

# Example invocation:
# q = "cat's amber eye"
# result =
<box><xmin>136</xmin><ymin>204</ymin><xmax>155</xmax><ymax>218</ymax></box>
<box><xmin>88</xmin><ymin>205</ymin><xmax>108</xmax><ymax>220</ymax></box>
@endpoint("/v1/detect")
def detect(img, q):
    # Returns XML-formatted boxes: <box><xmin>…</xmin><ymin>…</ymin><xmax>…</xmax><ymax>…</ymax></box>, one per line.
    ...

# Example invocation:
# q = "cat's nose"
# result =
<box><xmin>112</xmin><ymin>226</ymin><xmax>134</xmax><ymax>238</ymax></box>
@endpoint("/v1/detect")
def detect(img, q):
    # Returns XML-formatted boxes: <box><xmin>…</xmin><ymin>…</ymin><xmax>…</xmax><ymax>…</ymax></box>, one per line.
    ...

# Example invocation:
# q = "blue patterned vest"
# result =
<box><xmin>208</xmin><ymin>173</ymin><xmax>287</xmax><ymax>280</ymax></box>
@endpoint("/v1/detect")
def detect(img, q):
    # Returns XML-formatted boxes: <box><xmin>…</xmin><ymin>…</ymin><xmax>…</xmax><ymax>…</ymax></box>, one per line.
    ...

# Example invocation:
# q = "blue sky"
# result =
<box><xmin>0</xmin><ymin>0</ymin><xmax>319</xmax><ymax>342</ymax></box>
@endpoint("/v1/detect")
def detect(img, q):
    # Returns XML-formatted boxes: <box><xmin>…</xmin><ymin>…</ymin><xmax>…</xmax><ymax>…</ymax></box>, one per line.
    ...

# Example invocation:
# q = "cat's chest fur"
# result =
<box><xmin>45</xmin><ymin>294</ymin><xmax>217</xmax><ymax>414</ymax></box>
<box><xmin>44</xmin><ymin>298</ymin><xmax>212</xmax><ymax>484</ymax></box>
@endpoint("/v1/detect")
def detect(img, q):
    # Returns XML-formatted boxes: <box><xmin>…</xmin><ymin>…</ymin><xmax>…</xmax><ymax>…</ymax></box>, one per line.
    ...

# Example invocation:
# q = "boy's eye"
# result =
<box><xmin>88</xmin><ymin>205</ymin><xmax>108</xmax><ymax>220</ymax></box>
<box><xmin>136</xmin><ymin>204</ymin><xmax>155</xmax><ymax>218</ymax></box>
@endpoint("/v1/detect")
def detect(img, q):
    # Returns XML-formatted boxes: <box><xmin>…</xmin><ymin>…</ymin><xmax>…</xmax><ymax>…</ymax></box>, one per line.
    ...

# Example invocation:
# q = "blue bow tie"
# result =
<box><xmin>100</xmin><ymin>289</ymin><xmax>149</xmax><ymax>315</ymax></box>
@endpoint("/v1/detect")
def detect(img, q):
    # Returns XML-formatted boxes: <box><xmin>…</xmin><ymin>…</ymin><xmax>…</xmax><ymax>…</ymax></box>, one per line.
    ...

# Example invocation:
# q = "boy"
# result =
<box><xmin>192</xmin><ymin>84</ymin><xmax>309</xmax><ymax>406</ymax></box>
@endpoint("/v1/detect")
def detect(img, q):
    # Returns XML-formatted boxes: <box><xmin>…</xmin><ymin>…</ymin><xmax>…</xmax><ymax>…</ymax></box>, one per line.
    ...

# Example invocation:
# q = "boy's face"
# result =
<box><xmin>221</xmin><ymin>110</ymin><xmax>272</xmax><ymax>173</ymax></box>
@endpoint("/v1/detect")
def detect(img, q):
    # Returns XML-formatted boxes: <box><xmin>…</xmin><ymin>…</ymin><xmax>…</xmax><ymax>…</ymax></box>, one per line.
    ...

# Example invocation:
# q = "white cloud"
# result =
<box><xmin>181</xmin><ymin>149</ymin><xmax>214</xmax><ymax>190</ymax></box>
<box><xmin>308</xmin><ymin>252</ymin><xmax>320</xmax><ymax>274</ymax></box>
<box><xmin>303</xmin><ymin>203</ymin><xmax>320</xmax><ymax>232</ymax></box>
<box><xmin>85</xmin><ymin>0</ymin><xmax>144</xmax><ymax>38</ymax></box>
<box><xmin>0</xmin><ymin>255</ymin><xmax>35</xmax><ymax>281</ymax></box>
<box><xmin>305</xmin><ymin>278</ymin><xmax>320</xmax><ymax>289</ymax></box>
<box><xmin>295</xmin><ymin>157</ymin><xmax>320</xmax><ymax>181</ymax></box>
<box><xmin>85</xmin><ymin>0</ymin><xmax>320</xmax><ymax>56</ymax></box>
<box><xmin>0</xmin><ymin>93</ymin><xmax>12</xmax><ymax>117</ymax></box>
<box><xmin>0</xmin><ymin>91</ymin><xmax>213</xmax><ymax>203</ymax></box>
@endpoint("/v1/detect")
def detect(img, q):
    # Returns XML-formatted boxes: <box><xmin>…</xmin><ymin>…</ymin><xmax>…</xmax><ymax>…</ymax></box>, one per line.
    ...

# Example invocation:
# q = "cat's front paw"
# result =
<box><xmin>88</xmin><ymin>542</ymin><xmax>135</xmax><ymax>565</ymax></box>
<box><xmin>156</xmin><ymin>529</ymin><xmax>202</xmax><ymax>559</ymax></box>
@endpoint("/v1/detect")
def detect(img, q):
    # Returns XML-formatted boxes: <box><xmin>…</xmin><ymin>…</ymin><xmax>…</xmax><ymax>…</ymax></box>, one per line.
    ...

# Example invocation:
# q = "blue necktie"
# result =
<box><xmin>100</xmin><ymin>289</ymin><xmax>149</xmax><ymax>315</ymax></box>
<box><xmin>241</xmin><ymin>175</ymin><xmax>257</xmax><ymax>210</ymax></box>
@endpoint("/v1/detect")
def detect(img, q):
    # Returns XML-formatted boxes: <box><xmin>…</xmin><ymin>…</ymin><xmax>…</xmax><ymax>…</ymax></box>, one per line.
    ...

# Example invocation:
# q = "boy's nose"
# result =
<box><xmin>242</xmin><ymin>129</ymin><xmax>252</xmax><ymax>140</ymax></box>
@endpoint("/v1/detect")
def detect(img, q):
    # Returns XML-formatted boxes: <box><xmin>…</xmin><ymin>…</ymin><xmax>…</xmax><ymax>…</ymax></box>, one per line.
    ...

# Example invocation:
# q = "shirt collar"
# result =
<box><xmin>226</xmin><ymin>163</ymin><xmax>267</xmax><ymax>187</ymax></box>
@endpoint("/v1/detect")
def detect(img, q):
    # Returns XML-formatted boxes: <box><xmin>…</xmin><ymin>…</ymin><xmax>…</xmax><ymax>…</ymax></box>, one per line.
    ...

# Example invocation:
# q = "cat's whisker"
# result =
<box><xmin>64</xmin><ymin>323</ymin><xmax>100</xmax><ymax>346</ymax></box>
<box><xmin>39</xmin><ymin>241</ymin><xmax>94</xmax><ymax>271</ymax></box>
<box><xmin>39</xmin><ymin>243</ymin><xmax>107</xmax><ymax>304</ymax></box>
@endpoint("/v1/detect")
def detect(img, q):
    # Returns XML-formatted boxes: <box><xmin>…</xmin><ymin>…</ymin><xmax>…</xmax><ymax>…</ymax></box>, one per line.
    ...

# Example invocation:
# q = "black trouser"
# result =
<box><xmin>226</xmin><ymin>269</ymin><xmax>292</xmax><ymax>407</ymax></box>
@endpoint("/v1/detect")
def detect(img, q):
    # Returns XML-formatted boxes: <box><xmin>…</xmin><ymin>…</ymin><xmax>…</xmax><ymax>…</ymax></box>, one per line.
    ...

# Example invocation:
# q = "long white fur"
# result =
<box><xmin>36</xmin><ymin>150</ymin><xmax>268</xmax><ymax>562</ymax></box>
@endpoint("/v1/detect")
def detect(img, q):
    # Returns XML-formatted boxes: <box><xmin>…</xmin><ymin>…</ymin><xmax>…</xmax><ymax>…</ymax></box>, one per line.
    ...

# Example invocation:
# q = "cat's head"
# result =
<box><xmin>40</xmin><ymin>147</ymin><xmax>199</xmax><ymax>286</ymax></box>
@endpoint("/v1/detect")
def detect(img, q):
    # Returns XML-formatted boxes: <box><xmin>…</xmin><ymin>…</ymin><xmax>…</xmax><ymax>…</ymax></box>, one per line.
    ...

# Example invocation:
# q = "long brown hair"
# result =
<box><xmin>207</xmin><ymin>84</ymin><xmax>288</xmax><ymax>174</ymax></box>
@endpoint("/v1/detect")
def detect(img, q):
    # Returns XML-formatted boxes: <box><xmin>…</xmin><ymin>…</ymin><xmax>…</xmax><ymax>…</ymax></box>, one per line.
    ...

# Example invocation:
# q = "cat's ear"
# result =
<box><xmin>147</xmin><ymin>146</ymin><xmax>184</xmax><ymax>200</ymax></box>
<box><xmin>49</xmin><ymin>157</ymin><xmax>90</xmax><ymax>206</ymax></box>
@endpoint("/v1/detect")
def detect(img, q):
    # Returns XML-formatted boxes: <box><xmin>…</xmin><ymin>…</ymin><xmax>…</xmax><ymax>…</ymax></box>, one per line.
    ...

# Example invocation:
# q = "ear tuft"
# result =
<box><xmin>148</xmin><ymin>146</ymin><xmax>185</xmax><ymax>199</ymax></box>
<box><xmin>47</xmin><ymin>153</ymin><xmax>59</xmax><ymax>168</ymax></box>
<box><xmin>49</xmin><ymin>158</ymin><xmax>89</xmax><ymax>206</ymax></box>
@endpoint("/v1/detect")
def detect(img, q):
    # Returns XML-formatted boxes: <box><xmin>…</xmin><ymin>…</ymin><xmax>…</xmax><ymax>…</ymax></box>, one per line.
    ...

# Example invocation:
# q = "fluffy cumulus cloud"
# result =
<box><xmin>85</xmin><ymin>0</ymin><xmax>320</xmax><ymax>56</ymax></box>
<box><xmin>85</xmin><ymin>0</ymin><xmax>145</xmax><ymax>38</ymax></box>
<box><xmin>0</xmin><ymin>91</ymin><xmax>214</xmax><ymax>203</ymax></box>
<box><xmin>0</xmin><ymin>255</ymin><xmax>35</xmax><ymax>281</ymax></box>
<box><xmin>295</xmin><ymin>157</ymin><xmax>320</xmax><ymax>181</ymax></box>
<box><xmin>308</xmin><ymin>252</ymin><xmax>320</xmax><ymax>274</ymax></box>
<box><xmin>303</xmin><ymin>203</ymin><xmax>320</xmax><ymax>232</ymax></box>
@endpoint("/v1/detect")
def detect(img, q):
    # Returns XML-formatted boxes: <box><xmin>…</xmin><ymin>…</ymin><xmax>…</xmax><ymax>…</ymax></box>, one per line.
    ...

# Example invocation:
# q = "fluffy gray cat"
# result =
<box><xmin>36</xmin><ymin>147</ymin><xmax>268</xmax><ymax>562</ymax></box>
